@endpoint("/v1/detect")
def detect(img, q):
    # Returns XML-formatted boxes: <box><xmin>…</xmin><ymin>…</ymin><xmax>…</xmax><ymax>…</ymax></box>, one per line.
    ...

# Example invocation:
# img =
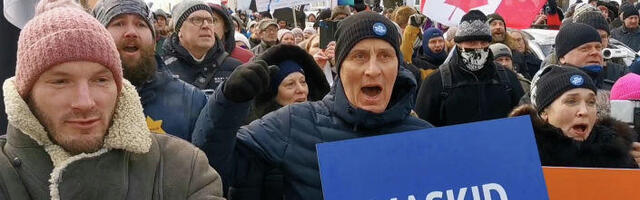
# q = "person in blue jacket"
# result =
<box><xmin>93</xmin><ymin>0</ymin><xmax>207</xmax><ymax>141</ymax></box>
<box><xmin>192</xmin><ymin>12</ymin><xmax>434</xmax><ymax>199</ymax></box>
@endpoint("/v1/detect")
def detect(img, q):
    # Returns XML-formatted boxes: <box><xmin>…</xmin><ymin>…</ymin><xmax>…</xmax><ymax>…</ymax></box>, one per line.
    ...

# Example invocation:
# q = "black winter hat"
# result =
<box><xmin>487</xmin><ymin>13</ymin><xmax>505</xmax><ymax>25</ymax></box>
<box><xmin>334</xmin><ymin>11</ymin><xmax>401</xmax><ymax>74</ymax></box>
<box><xmin>454</xmin><ymin>10</ymin><xmax>492</xmax><ymax>43</ymax></box>
<box><xmin>92</xmin><ymin>0</ymin><xmax>155</xmax><ymax>38</ymax></box>
<box><xmin>533</xmin><ymin>65</ymin><xmax>598</xmax><ymax>113</ymax></box>
<box><xmin>555</xmin><ymin>23</ymin><xmax>601</xmax><ymax>59</ymax></box>
<box><xmin>574</xmin><ymin>11</ymin><xmax>610</xmax><ymax>35</ymax></box>
<box><xmin>622</xmin><ymin>5</ymin><xmax>639</xmax><ymax>20</ymax></box>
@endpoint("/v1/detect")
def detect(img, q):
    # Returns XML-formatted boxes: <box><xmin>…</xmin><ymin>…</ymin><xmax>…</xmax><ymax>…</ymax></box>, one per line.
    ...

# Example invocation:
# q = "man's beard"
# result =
<box><xmin>492</xmin><ymin>33</ymin><xmax>505</xmax><ymax>42</ymax></box>
<box><xmin>121</xmin><ymin>44</ymin><xmax>157</xmax><ymax>87</ymax></box>
<box><xmin>28</xmin><ymin>101</ymin><xmax>111</xmax><ymax>155</ymax></box>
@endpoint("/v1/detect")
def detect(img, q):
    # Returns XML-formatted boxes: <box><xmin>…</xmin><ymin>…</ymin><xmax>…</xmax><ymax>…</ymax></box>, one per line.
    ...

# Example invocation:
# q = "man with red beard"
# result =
<box><xmin>0</xmin><ymin>0</ymin><xmax>223</xmax><ymax>198</ymax></box>
<box><xmin>93</xmin><ymin>0</ymin><xmax>209</xmax><ymax>141</ymax></box>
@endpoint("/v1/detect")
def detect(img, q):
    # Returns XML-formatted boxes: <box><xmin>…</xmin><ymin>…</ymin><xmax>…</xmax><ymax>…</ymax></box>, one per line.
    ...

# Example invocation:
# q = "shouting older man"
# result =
<box><xmin>191</xmin><ymin>11</ymin><xmax>434</xmax><ymax>199</ymax></box>
<box><xmin>0</xmin><ymin>1</ymin><xmax>223</xmax><ymax>199</ymax></box>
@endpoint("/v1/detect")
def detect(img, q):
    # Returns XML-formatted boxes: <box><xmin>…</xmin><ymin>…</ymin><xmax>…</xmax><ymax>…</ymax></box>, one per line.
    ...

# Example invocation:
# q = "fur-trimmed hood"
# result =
<box><xmin>510</xmin><ymin>105</ymin><xmax>638</xmax><ymax>168</ymax></box>
<box><xmin>3</xmin><ymin>77</ymin><xmax>152</xmax><ymax>199</ymax></box>
<box><xmin>249</xmin><ymin>44</ymin><xmax>331</xmax><ymax>120</ymax></box>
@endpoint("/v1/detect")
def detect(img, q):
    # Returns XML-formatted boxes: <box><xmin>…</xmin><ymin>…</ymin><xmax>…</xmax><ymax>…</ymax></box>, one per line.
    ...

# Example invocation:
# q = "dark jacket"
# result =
<box><xmin>513</xmin><ymin>51</ymin><xmax>541</xmax><ymax>79</ymax></box>
<box><xmin>138</xmin><ymin>55</ymin><xmax>208</xmax><ymax>141</ymax></box>
<box><xmin>162</xmin><ymin>34</ymin><xmax>242</xmax><ymax>90</ymax></box>
<box><xmin>251</xmin><ymin>41</ymin><xmax>274</xmax><ymax>57</ymax></box>
<box><xmin>192</xmin><ymin>67</ymin><xmax>433</xmax><ymax>200</ymax></box>
<box><xmin>415</xmin><ymin>49</ymin><xmax>525</xmax><ymax>126</ymax></box>
<box><xmin>510</xmin><ymin>105</ymin><xmax>638</xmax><ymax>168</ymax></box>
<box><xmin>0</xmin><ymin>78</ymin><xmax>224</xmax><ymax>200</ymax></box>
<box><xmin>611</xmin><ymin>26</ymin><xmax>640</xmax><ymax>52</ymax></box>
<box><xmin>600</xmin><ymin>61</ymin><xmax>630</xmax><ymax>90</ymax></box>
<box><xmin>412</xmin><ymin>47</ymin><xmax>445</xmax><ymax>71</ymax></box>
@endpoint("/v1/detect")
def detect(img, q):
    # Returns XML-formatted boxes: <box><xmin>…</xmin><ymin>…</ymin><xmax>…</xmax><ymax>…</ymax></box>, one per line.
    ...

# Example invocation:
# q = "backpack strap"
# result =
<box><xmin>438</xmin><ymin>63</ymin><xmax>453</xmax><ymax>121</ymax></box>
<box><xmin>0</xmin><ymin>135</ymin><xmax>31</xmax><ymax>199</ymax></box>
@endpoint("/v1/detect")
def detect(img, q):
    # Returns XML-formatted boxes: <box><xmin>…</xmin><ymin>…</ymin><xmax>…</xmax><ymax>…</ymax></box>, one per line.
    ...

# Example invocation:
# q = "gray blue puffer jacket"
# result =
<box><xmin>139</xmin><ymin>55</ymin><xmax>207</xmax><ymax>141</ymax></box>
<box><xmin>162</xmin><ymin>34</ymin><xmax>242</xmax><ymax>91</ymax></box>
<box><xmin>192</xmin><ymin>67</ymin><xmax>433</xmax><ymax>199</ymax></box>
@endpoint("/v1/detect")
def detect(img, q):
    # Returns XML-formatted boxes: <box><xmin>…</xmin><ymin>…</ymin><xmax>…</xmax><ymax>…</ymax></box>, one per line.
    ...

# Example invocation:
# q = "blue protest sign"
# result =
<box><xmin>316</xmin><ymin>116</ymin><xmax>548</xmax><ymax>200</ymax></box>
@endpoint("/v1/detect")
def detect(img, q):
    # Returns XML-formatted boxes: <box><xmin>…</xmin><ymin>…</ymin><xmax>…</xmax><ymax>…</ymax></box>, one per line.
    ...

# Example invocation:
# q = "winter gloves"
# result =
<box><xmin>223</xmin><ymin>60</ymin><xmax>279</xmax><ymax>102</ymax></box>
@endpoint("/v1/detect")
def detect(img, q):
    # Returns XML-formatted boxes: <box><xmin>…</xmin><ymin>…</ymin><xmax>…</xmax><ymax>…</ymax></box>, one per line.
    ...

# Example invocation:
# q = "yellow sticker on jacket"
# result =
<box><xmin>146</xmin><ymin>116</ymin><xmax>166</xmax><ymax>134</ymax></box>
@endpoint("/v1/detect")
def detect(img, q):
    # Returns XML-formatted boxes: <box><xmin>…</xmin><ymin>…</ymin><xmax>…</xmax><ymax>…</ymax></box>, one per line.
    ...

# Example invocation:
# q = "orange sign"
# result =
<box><xmin>543</xmin><ymin>167</ymin><xmax>640</xmax><ymax>199</ymax></box>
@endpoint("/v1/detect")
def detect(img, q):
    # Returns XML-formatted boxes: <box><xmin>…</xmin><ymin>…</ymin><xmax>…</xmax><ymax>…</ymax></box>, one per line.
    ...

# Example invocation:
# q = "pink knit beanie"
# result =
<box><xmin>610</xmin><ymin>73</ymin><xmax>640</xmax><ymax>100</ymax></box>
<box><xmin>16</xmin><ymin>0</ymin><xmax>122</xmax><ymax>98</ymax></box>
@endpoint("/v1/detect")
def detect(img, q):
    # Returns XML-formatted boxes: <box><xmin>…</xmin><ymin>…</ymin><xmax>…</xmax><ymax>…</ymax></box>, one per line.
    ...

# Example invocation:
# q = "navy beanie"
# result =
<box><xmin>334</xmin><ymin>11</ymin><xmax>401</xmax><ymax>74</ymax></box>
<box><xmin>271</xmin><ymin>60</ymin><xmax>305</xmax><ymax>94</ymax></box>
<box><xmin>422</xmin><ymin>28</ymin><xmax>444</xmax><ymax>53</ymax></box>
<box><xmin>555</xmin><ymin>23</ymin><xmax>601</xmax><ymax>59</ymax></box>
<box><xmin>533</xmin><ymin>65</ymin><xmax>597</xmax><ymax>112</ymax></box>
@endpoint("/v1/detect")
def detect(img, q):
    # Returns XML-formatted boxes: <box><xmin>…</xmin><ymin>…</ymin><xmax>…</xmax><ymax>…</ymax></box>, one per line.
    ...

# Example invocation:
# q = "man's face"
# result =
<box><xmin>179</xmin><ymin>10</ymin><xmax>216</xmax><ymax>50</ymax></box>
<box><xmin>490</xmin><ymin>20</ymin><xmax>506</xmax><ymax>42</ymax></box>
<box><xmin>428</xmin><ymin>36</ymin><xmax>445</xmax><ymax>53</ymax></box>
<box><xmin>340</xmin><ymin>38</ymin><xmax>398</xmax><ymax>113</ymax></box>
<box><xmin>509</xmin><ymin>31</ymin><xmax>526</xmax><ymax>53</ymax></box>
<box><xmin>625</xmin><ymin>15</ymin><xmax>639</xmax><ymax>29</ymax></box>
<box><xmin>278</xmin><ymin>20</ymin><xmax>287</xmax><ymax>29</ymax></box>
<box><xmin>495</xmin><ymin>56</ymin><xmax>513</xmax><ymax>70</ymax></box>
<box><xmin>251</xmin><ymin>25</ymin><xmax>261</xmax><ymax>39</ymax></box>
<box><xmin>212</xmin><ymin>12</ymin><xmax>226</xmax><ymax>40</ymax></box>
<box><xmin>107</xmin><ymin>14</ymin><xmax>157</xmax><ymax>86</ymax></box>
<box><xmin>560</xmin><ymin>41</ymin><xmax>604</xmax><ymax>67</ymax></box>
<box><xmin>261</xmin><ymin>24</ymin><xmax>278</xmax><ymax>43</ymax></box>
<box><xmin>29</xmin><ymin>61</ymin><xmax>118</xmax><ymax>155</ymax></box>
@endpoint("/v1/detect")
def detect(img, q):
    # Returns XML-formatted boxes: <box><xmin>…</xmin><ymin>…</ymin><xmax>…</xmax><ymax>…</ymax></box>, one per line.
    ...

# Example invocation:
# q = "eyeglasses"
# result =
<box><xmin>188</xmin><ymin>16</ymin><xmax>216</xmax><ymax>27</ymax></box>
<box><xmin>264</xmin><ymin>27</ymin><xmax>278</xmax><ymax>33</ymax></box>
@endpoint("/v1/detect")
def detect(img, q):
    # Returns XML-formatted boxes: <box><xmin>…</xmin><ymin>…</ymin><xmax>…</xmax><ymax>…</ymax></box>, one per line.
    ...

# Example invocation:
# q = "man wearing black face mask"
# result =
<box><xmin>415</xmin><ymin>10</ymin><xmax>525</xmax><ymax>126</ymax></box>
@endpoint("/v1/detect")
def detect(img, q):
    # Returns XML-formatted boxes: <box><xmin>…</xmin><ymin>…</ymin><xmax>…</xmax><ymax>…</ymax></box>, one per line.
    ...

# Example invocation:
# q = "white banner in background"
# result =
<box><xmin>256</xmin><ymin>0</ymin><xmax>323</xmax><ymax>12</ymax></box>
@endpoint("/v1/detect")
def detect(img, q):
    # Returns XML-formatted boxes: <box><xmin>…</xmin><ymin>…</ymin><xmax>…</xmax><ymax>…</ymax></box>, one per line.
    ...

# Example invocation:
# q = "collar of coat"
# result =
<box><xmin>2</xmin><ymin>77</ymin><xmax>152</xmax><ymax>168</ymax></box>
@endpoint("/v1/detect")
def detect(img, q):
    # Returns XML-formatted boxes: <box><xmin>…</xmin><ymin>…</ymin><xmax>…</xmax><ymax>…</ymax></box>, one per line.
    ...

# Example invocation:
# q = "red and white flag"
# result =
<box><xmin>421</xmin><ymin>0</ymin><xmax>547</xmax><ymax>29</ymax></box>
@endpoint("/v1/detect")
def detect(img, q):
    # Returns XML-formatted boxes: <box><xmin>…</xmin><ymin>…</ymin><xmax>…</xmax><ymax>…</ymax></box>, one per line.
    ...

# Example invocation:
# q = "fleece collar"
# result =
<box><xmin>3</xmin><ymin>77</ymin><xmax>152</xmax><ymax>167</ymax></box>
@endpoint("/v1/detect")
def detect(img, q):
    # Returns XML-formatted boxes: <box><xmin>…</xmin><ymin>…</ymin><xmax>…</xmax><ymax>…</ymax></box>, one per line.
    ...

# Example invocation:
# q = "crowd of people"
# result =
<box><xmin>1</xmin><ymin>0</ymin><xmax>640</xmax><ymax>199</ymax></box>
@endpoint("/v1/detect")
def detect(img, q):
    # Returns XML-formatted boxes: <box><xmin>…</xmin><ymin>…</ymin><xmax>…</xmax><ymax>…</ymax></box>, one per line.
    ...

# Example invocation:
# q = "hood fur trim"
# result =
<box><xmin>3</xmin><ymin>77</ymin><xmax>151</xmax><ymax>168</ymax></box>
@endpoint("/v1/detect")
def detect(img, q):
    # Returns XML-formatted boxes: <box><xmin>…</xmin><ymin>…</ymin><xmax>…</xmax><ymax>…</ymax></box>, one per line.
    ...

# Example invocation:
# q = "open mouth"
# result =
<box><xmin>123</xmin><ymin>44</ymin><xmax>139</xmax><ymax>53</ymax></box>
<box><xmin>570</xmin><ymin>123</ymin><xmax>589</xmax><ymax>137</ymax></box>
<box><xmin>361</xmin><ymin>85</ymin><xmax>382</xmax><ymax>97</ymax></box>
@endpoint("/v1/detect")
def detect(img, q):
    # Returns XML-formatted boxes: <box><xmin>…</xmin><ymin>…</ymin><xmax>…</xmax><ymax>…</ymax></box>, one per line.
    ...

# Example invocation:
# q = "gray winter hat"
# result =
<box><xmin>171</xmin><ymin>0</ymin><xmax>213</xmax><ymax>33</ymax></box>
<box><xmin>92</xmin><ymin>0</ymin><xmax>155</xmax><ymax>38</ymax></box>
<box><xmin>489</xmin><ymin>43</ymin><xmax>512</xmax><ymax>59</ymax></box>
<box><xmin>454</xmin><ymin>10</ymin><xmax>492</xmax><ymax>43</ymax></box>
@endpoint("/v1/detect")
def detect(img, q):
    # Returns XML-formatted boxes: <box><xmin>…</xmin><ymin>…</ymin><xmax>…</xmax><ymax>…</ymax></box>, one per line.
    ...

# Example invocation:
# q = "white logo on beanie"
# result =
<box><xmin>570</xmin><ymin>75</ymin><xmax>585</xmax><ymax>86</ymax></box>
<box><xmin>373</xmin><ymin>22</ymin><xmax>387</xmax><ymax>36</ymax></box>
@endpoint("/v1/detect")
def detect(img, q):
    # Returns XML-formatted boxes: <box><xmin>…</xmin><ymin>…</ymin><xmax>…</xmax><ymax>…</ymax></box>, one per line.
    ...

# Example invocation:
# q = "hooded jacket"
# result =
<box><xmin>247</xmin><ymin>44</ymin><xmax>330</xmax><ymax>122</ymax></box>
<box><xmin>192</xmin><ymin>66</ymin><xmax>433</xmax><ymax>200</ymax></box>
<box><xmin>138</xmin><ymin>55</ymin><xmax>208</xmax><ymax>141</ymax></box>
<box><xmin>162</xmin><ymin>34</ymin><xmax>242</xmax><ymax>90</ymax></box>
<box><xmin>209</xmin><ymin>4</ymin><xmax>254</xmax><ymax>63</ymax></box>
<box><xmin>0</xmin><ymin>78</ymin><xmax>223</xmax><ymax>200</ymax></box>
<box><xmin>415</xmin><ymin>48</ymin><xmax>525</xmax><ymax>126</ymax></box>
<box><xmin>510</xmin><ymin>105</ymin><xmax>638</xmax><ymax>168</ymax></box>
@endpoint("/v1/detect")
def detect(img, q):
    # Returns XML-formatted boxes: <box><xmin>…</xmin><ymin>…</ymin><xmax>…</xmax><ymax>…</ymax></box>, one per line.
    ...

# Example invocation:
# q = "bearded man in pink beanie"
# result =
<box><xmin>0</xmin><ymin>0</ymin><xmax>223</xmax><ymax>199</ymax></box>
